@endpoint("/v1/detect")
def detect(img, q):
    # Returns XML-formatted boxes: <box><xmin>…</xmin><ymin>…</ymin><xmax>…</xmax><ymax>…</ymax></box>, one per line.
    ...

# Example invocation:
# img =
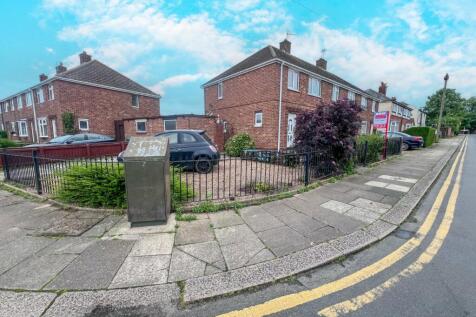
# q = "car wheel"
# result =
<box><xmin>195</xmin><ymin>156</ymin><xmax>213</xmax><ymax>173</ymax></box>
<box><xmin>402</xmin><ymin>143</ymin><xmax>409</xmax><ymax>151</ymax></box>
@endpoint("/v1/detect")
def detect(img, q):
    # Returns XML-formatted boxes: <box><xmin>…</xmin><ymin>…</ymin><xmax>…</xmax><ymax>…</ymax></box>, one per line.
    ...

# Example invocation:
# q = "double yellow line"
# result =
<box><xmin>219</xmin><ymin>138</ymin><xmax>467</xmax><ymax>317</ymax></box>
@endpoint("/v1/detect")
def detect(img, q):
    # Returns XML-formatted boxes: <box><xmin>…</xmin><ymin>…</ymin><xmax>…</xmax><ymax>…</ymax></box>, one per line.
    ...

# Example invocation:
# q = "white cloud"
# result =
<box><xmin>396</xmin><ymin>1</ymin><xmax>428</xmax><ymax>40</ymax></box>
<box><xmin>225</xmin><ymin>0</ymin><xmax>261</xmax><ymax>12</ymax></box>
<box><xmin>45</xmin><ymin>47</ymin><xmax>55</xmax><ymax>54</ymax></box>
<box><xmin>151</xmin><ymin>73</ymin><xmax>207</xmax><ymax>95</ymax></box>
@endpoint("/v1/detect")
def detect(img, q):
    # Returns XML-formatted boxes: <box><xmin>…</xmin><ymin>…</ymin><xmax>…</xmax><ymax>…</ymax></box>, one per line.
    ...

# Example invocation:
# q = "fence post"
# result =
<box><xmin>32</xmin><ymin>151</ymin><xmax>43</xmax><ymax>194</ymax></box>
<box><xmin>363</xmin><ymin>140</ymin><xmax>369</xmax><ymax>166</ymax></box>
<box><xmin>2</xmin><ymin>150</ymin><xmax>10</xmax><ymax>180</ymax></box>
<box><xmin>304</xmin><ymin>152</ymin><xmax>310</xmax><ymax>186</ymax></box>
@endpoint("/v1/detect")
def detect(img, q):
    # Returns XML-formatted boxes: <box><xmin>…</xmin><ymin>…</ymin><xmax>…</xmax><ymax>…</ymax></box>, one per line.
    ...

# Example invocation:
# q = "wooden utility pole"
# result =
<box><xmin>437</xmin><ymin>73</ymin><xmax>449</xmax><ymax>136</ymax></box>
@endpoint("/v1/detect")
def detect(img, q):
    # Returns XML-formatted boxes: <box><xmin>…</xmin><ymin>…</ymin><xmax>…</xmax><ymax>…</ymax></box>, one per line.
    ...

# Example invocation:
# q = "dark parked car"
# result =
<box><xmin>382</xmin><ymin>131</ymin><xmax>424</xmax><ymax>150</ymax></box>
<box><xmin>24</xmin><ymin>133</ymin><xmax>115</xmax><ymax>147</ymax></box>
<box><xmin>118</xmin><ymin>130</ymin><xmax>219</xmax><ymax>173</ymax></box>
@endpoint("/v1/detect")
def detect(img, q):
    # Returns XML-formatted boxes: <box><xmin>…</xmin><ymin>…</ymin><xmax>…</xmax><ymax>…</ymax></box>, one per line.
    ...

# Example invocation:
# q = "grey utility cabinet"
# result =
<box><xmin>122</xmin><ymin>136</ymin><xmax>170</xmax><ymax>226</ymax></box>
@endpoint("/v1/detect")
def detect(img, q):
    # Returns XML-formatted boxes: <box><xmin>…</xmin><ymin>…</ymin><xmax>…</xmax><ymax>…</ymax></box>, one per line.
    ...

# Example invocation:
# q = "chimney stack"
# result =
<box><xmin>79</xmin><ymin>51</ymin><xmax>92</xmax><ymax>64</ymax></box>
<box><xmin>279</xmin><ymin>39</ymin><xmax>291</xmax><ymax>54</ymax></box>
<box><xmin>56</xmin><ymin>62</ymin><xmax>67</xmax><ymax>74</ymax></box>
<box><xmin>316</xmin><ymin>58</ymin><xmax>327</xmax><ymax>70</ymax></box>
<box><xmin>39</xmin><ymin>73</ymin><xmax>48</xmax><ymax>82</ymax></box>
<box><xmin>378</xmin><ymin>82</ymin><xmax>388</xmax><ymax>96</ymax></box>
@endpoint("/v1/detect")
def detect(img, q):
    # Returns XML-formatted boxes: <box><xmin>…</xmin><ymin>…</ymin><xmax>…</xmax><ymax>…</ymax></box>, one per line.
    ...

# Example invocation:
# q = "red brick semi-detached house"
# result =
<box><xmin>202</xmin><ymin>39</ymin><xmax>380</xmax><ymax>150</ymax></box>
<box><xmin>0</xmin><ymin>51</ymin><xmax>160</xmax><ymax>143</ymax></box>
<box><xmin>366</xmin><ymin>83</ymin><xmax>415</xmax><ymax>132</ymax></box>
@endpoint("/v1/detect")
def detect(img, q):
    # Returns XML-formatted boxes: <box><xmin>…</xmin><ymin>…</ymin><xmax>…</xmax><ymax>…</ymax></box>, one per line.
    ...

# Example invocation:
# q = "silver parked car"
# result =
<box><xmin>24</xmin><ymin>133</ymin><xmax>115</xmax><ymax>147</ymax></box>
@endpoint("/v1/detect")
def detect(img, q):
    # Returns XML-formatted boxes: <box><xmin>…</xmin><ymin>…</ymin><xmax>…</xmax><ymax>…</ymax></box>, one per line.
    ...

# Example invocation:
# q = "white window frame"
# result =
<box><xmin>360</xmin><ymin>121</ymin><xmax>368</xmax><ymax>135</ymax></box>
<box><xmin>372</xmin><ymin>100</ymin><xmax>376</xmax><ymax>113</ymax></box>
<box><xmin>78</xmin><ymin>118</ymin><xmax>89</xmax><ymax>131</ymax></box>
<box><xmin>254</xmin><ymin>111</ymin><xmax>263</xmax><ymax>127</ymax></box>
<box><xmin>5</xmin><ymin>101</ymin><xmax>9</xmax><ymax>113</ymax></box>
<box><xmin>10</xmin><ymin>121</ymin><xmax>16</xmax><ymax>132</ymax></box>
<box><xmin>38</xmin><ymin>118</ymin><xmax>48</xmax><ymax>138</ymax></box>
<box><xmin>361</xmin><ymin>97</ymin><xmax>367</xmax><ymax>110</ymax></box>
<box><xmin>52</xmin><ymin>119</ymin><xmax>57</xmax><ymax>138</ymax></box>
<box><xmin>287</xmin><ymin>68</ymin><xmax>299</xmax><ymax>91</ymax></box>
<box><xmin>332</xmin><ymin>85</ymin><xmax>339</xmax><ymax>102</ymax></box>
<box><xmin>36</xmin><ymin>88</ymin><xmax>44</xmax><ymax>104</ymax></box>
<box><xmin>48</xmin><ymin>84</ymin><xmax>54</xmax><ymax>100</ymax></box>
<box><xmin>17</xmin><ymin>95</ymin><xmax>23</xmax><ymax>109</ymax></box>
<box><xmin>390</xmin><ymin>120</ymin><xmax>399</xmax><ymax>132</ymax></box>
<box><xmin>308</xmin><ymin>77</ymin><xmax>320</xmax><ymax>97</ymax></box>
<box><xmin>26</xmin><ymin>92</ymin><xmax>32</xmax><ymax>107</ymax></box>
<box><xmin>163</xmin><ymin>119</ymin><xmax>177</xmax><ymax>131</ymax></box>
<box><xmin>18</xmin><ymin>120</ymin><xmax>28</xmax><ymax>137</ymax></box>
<box><xmin>135</xmin><ymin>119</ymin><xmax>147</xmax><ymax>133</ymax></box>
<box><xmin>348</xmin><ymin>91</ymin><xmax>355</xmax><ymax>101</ymax></box>
<box><xmin>217</xmin><ymin>82</ymin><xmax>223</xmax><ymax>99</ymax></box>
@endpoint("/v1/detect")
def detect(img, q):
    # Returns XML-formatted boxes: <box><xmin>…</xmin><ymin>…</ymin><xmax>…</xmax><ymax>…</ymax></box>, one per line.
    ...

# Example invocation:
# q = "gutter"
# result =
<box><xmin>277</xmin><ymin>62</ymin><xmax>284</xmax><ymax>151</ymax></box>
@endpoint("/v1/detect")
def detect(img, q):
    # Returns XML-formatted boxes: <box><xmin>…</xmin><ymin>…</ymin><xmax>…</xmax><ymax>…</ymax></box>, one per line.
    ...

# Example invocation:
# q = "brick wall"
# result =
<box><xmin>0</xmin><ymin>80</ymin><xmax>160</xmax><ymax>143</ymax></box>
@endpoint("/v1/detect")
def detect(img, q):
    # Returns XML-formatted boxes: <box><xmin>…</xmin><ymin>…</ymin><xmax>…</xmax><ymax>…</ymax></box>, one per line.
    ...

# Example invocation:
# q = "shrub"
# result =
<box><xmin>0</xmin><ymin>138</ymin><xmax>19</xmax><ymax>148</ymax></box>
<box><xmin>192</xmin><ymin>200</ymin><xmax>219</xmax><ymax>213</ymax></box>
<box><xmin>224</xmin><ymin>133</ymin><xmax>255</xmax><ymax>157</ymax></box>
<box><xmin>0</xmin><ymin>131</ymin><xmax>7</xmax><ymax>139</ymax></box>
<box><xmin>62</xmin><ymin>112</ymin><xmax>76</xmax><ymax>134</ymax></box>
<box><xmin>294</xmin><ymin>99</ymin><xmax>361</xmax><ymax>173</ymax></box>
<box><xmin>404</xmin><ymin>127</ymin><xmax>436</xmax><ymax>147</ymax></box>
<box><xmin>356</xmin><ymin>134</ymin><xmax>384</xmax><ymax>164</ymax></box>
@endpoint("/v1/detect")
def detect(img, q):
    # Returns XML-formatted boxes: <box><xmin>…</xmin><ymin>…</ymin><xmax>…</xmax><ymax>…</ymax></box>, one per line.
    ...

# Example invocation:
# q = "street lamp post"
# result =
<box><xmin>436</xmin><ymin>73</ymin><xmax>449</xmax><ymax>137</ymax></box>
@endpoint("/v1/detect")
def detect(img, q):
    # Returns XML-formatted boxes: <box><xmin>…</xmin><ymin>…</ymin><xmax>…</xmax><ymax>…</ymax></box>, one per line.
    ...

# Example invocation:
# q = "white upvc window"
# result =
<box><xmin>372</xmin><ymin>100</ymin><xmax>376</xmax><ymax>113</ymax></box>
<box><xmin>361</xmin><ymin>97</ymin><xmax>367</xmax><ymax>110</ymax></box>
<box><xmin>164</xmin><ymin>119</ymin><xmax>177</xmax><ymax>131</ymax></box>
<box><xmin>348</xmin><ymin>91</ymin><xmax>355</xmax><ymax>101</ymax></box>
<box><xmin>360</xmin><ymin>121</ymin><xmax>368</xmax><ymax>135</ymax></box>
<box><xmin>4</xmin><ymin>101</ymin><xmax>9</xmax><ymax>112</ymax></box>
<box><xmin>10</xmin><ymin>121</ymin><xmax>16</xmax><ymax>132</ymax></box>
<box><xmin>397</xmin><ymin>106</ymin><xmax>402</xmax><ymax>116</ymax></box>
<box><xmin>217</xmin><ymin>82</ymin><xmax>223</xmax><ymax>99</ymax></box>
<box><xmin>17</xmin><ymin>95</ymin><xmax>23</xmax><ymax>109</ymax></box>
<box><xmin>287</xmin><ymin>68</ymin><xmax>299</xmax><ymax>91</ymax></box>
<box><xmin>78</xmin><ymin>118</ymin><xmax>89</xmax><ymax>131</ymax></box>
<box><xmin>48</xmin><ymin>84</ymin><xmax>54</xmax><ymax>100</ymax></box>
<box><xmin>26</xmin><ymin>92</ymin><xmax>32</xmax><ymax>106</ymax></box>
<box><xmin>38</xmin><ymin>118</ymin><xmax>48</xmax><ymax>137</ymax></box>
<box><xmin>18</xmin><ymin>121</ymin><xmax>28</xmax><ymax>137</ymax></box>
<box><xmin>331</xmin><ymin>85</ymin><xmax>339</xmax><ymax>102</ymax></box>
<box><xmin>135</xmin><ymin>119</ymin><xmax>147</xmax><ymax>133</ymax></box>
<box><xmin>392</xmin><ymin>104</ymin><xmax>398</xmax><ymax>113</ymax></box>
<box><xmin>36</xmin><ymin>88</ymin><xmax>44</xmax><ymax>104</ymax></box>
<box><xmin>390</xmin><ymin>120</ymin><xmax>399</xmax><ymax>132</ymax></box>
<box><xmin>308</xmin><ymin>77</ymin><xmax>320</xmax><ymax>97</ymax></box>
<box><xmin>254</xmin><ymin>111</ymin><xmax>263</xmax><ymax>127</ymax></box>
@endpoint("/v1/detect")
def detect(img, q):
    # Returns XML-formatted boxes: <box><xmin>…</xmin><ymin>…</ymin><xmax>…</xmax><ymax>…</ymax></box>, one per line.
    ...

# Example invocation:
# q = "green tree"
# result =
<box><xmin>423</xmin><ymin>89</ymin><xmax>465</xmax><ymax>132</ymax></box>
<box><xmin>462</xmin><ymin>97</ymin><xmax>476</xmax><ymax>132</ymax></box>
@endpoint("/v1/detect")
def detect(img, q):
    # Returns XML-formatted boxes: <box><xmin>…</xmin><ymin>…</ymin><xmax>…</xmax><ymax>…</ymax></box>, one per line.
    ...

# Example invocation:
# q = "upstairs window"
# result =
<box><xmin>48</xmin><ymin>84</ymin><xmax>54</xmax><ymax>100</ymax></box>
<box><xmin>135</xmin><ymin>119</ymin><xmax>147</xmax><ymax>133</ymax></box>
<box><xmin>17</xmin><ymin>95</ymin><xmax>23</xmax><ymax>109</ymax></box>
<box><xmin>332</xmin><ymin>85</ymin><xmax>339</xmax><ymax>102</ymax></box>
<box><xmin>288</xmin><ymin>69</ymin><xmax>299</xmax><ymax>91</ymax></box>
<box><xmin>372</xmin><ymin>100</ymin><xmax>376</xmax><ymax>113</ymax></box>
<box><xmin>361</xmin><ymin>97</ymin><xmax>367</xmax><ymax>110</ymax></box>
<box><xmin>4</xmin><ymin>101</ymin><xmax>9</xmax><ymax>112</ymax></box>
<box><xmin>217</xmin><ymin>82</ymin><xmax>223</xmax><ymax>99</ymax></box>
<box><xmin>348</xmin><ymin>91</ymin><xmax>355</xmax><ymax>101</ymax></box>
<box><xmin>26</xmin><ymin>92</ymin><xmax>32</xmax><ymax>106</ymax></box>
<box><xmin>36</xmin><ymin>88</ymin><xmax>44</xmax><ymax>104</ymax></box>
<box><xmin>254</xmin><ymin>111</ymin><xmax>263</xmax><ymax>127</ymax></box>
<box><xmin>164</xmin><ymin>119</ymin><xmax>177</xmax><ymax>131</ymax></box>
<box><xmin>78</xmin><ymin>118</ymin><xmax>89</xmax><ymax>131</ymax></box>
<box><xmin>132</xmin><ymin>95</ymin><xmax>140</xmax><ymax>108</ymax></box>
<box><xmin>392</xmin><ymin>104</ymin><xmax>398</xmax><ymax>113</ymax></box>
<box><xmin>308</xmin><ymin>77</ymin><xmax>320</xmax><ymax>96</ymax></box>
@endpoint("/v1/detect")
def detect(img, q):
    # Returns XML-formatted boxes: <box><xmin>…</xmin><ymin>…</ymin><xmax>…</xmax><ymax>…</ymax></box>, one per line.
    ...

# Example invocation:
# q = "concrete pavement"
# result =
<box><xmin>0</xmin><ymin>137</ymin><xmax>462</xmax><ymax>316</ymax></box>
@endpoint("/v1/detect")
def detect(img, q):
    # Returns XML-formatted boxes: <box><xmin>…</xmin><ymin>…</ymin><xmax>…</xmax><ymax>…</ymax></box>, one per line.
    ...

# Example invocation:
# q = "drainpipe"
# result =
<box><xmin>277</xmin><ymin>62</ymin><xmax>284</xmax><ymax>151</ymax></box>
<box><xmin>31</xmin><ymin>89</ymin><xmax>39</xmax><ymax>143</ymax></box>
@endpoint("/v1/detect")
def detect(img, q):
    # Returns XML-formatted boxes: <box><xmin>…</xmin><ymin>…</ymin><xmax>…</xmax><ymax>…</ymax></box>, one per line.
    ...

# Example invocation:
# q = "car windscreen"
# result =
<box><xmin>48</xmin><ymin>135</ymin><xmax>71</xmax><ymax>144</ymax></box>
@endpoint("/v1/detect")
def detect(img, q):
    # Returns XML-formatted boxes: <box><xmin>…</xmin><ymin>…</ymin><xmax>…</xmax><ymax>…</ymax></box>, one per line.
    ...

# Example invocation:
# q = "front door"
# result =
<box><xmin>114</xmin><ymin>120</ymin><xmax>125</xmax><ymax>141</ymax></box>
<box><xmin>287</xmin><ymin>113</ymin><xmax>296</xmax><ymax>148</ymax></box>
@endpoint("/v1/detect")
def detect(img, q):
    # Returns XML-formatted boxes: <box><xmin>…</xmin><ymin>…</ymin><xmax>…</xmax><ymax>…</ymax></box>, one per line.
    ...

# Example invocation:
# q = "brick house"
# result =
<box><xmin>0</xmin><ymin>51</ymin><xmax>160</xmax><ymax>143</ymax></box>
<box><xmin>123</xmin><ymin>114</ymin><xmax>225</xmax><ymax>150</ymax></box>
<box><xmin>366</xmin><ymin>83</ymin><xmax>415</xmax><ymax>132</ymax></box>
<box><xmin>202</xmin><ymin>39</ymin><xmax>380</xmax><ymax>150</ymax></box>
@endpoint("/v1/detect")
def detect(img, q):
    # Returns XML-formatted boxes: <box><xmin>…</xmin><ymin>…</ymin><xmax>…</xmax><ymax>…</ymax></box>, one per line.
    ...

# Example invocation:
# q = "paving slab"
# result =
<box><xmin>378</xmin><ymin>174</ymin><xmax>418</xmax><ymax>183</ymax></box>
<box><xmin>208</xmin><ymin>210</ymin><xmax>243</xmax><ymax>228</ymax></box>
<box><xmin>36</xmin><ymin>237</ymin><xmax>96</xmax><ymax>256</ymax></box>
<box><xmin>0</xmin><ymin>254</ymin><xmax>77</xmax><ymax>290</ymax></box>
<box><xmin>0</xmin><ymin>290</ymin><xmax>56</xmax><ymax>317</ymax></box>
<box><xmin>81</xmin><ymin>215</ymin><xmax>123</xmax><ymax>237</ymax></box>
<box><xmin>349</xmin><ymin>197</ymin><xmax>391</xmax><ymax>214</ymax></box>
<box><xmin>35</xmin><ymin>216</ymin><xmax>102</xmax><ymax>237</ymax></box>
<box><xmin>282</xmin><ymin>197</ymin><xmax>318</xmax><ymax>216</ymax></box>
<box><xmin>346</xmin><ymin>189</ymin><xmax>385</xmax><ymax>202</ymax></box>
<box><xmin>215</xmin><ymin>224</ymin><xmax>260</xmax><ymax>246</ymax></box>
<box><xmin>258</xmin><ymin>226</ymin><xmax>312</xmax><ymax>257</ymax></box>
<box><xmin>109</xmin><ymin>255</ymin><xmax>170</xmax><ymax>288</ymax></box>
<box><xmin>177</xmin><ymin>240</ymin><xmax>224</xmax><ymax>265</ymax></box>
<box><xmin>175</xmin><ymin>219</ymin><xmax>214</xmax><ymax>245</ymax></box>
<box><xmin>293</xmin><ymin>191</ymin><xmax>330</xmax><ymax>205</ymax></box>
<box><xmin>345</xmin><ymin>206</ymin><xmax>380</xmax><ymax>223</ymax></box>
<box><xmin>240</xmin><ymin>205</ymin><xmax>284</xmax><ymax>232</ymax></box>
<box><xmin>220</xmin><ymin>238</ymin><xmax>266</xmax><ymax>269</ymax></box>
<box><xmin>43</xmin><ymin>284</ymin><xmax>179</xmax><ymax>317</ymax></box>
<box><xmin>365</xmin><ymin>180</ymin><xmax>388</xmax><ymax>188</ymax></box>
<box><xmin>246</xmin><ymin>248</ymin><xmax>276</xmax><ymax>266</ymax></box>
<box><xmin>279</xmin><ymin>211</ymin><xmax>327</xmax><ymax>235</ymax></box>
<box><xmin>105</xmin><ymin>217</ymin><xmax>176</xmax><ymax>237</ymax></box>
<box><xmin>0</xmin><ymin>236</ymin><xmax>54</xmax><ymax>275</ymax></box>
<box><xmin>306</xmin><ymin>226</ymin><xmax>342</xmax><ymax>243</ymax></box>
<box><xmin>168</xmin><ymin>248</ymin><xmax>206</xmax><ymax>282</ymax></box>
<box><xmin>45</xmin><ymin>239</ymin><xmax>134</xmax><ymax>290</ymax></box>
<box><xmin>129</xmin><ymin>233</ymin><xmax>174</xmax><ymax>256</ymax></box>
<box><xmin>386</xmin><ymin>183</ymin><xmax>411</xmax><ymax>192</ymax></box>
<box><xmin>312</xmin><ymin>206</ymin><xmax>367</xmax><ymax>234</ymax></box>
<box><xmin>320</xmin><ymin>200</ymin><xmax>353</xmax><ymax>214</ymax></box>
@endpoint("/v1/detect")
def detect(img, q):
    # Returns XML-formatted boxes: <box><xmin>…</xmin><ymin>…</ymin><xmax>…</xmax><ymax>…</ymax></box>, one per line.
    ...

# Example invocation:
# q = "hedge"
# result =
<box><xmin>224</xmin><ymin>133</ymin><xmax>255</xmax><ymax>157</ymax></box>
<box><xmin>0</xmin><ymin>131</ymin><xmax>7</xmax><ymax>139</ymax></box>
<box><xmin>0</xmin><ymin>138</ymin><xmax>19</xmax><ymax>148</ymax></box>
<box><xmin>403</xmin><ymin>127</ymin><xmax>436</xmax><ymax>147</ymax></box>
<box><xmin>356</xmin><ymin>134</ymin><xmax>384</xmax><ymax>164</ymax></box>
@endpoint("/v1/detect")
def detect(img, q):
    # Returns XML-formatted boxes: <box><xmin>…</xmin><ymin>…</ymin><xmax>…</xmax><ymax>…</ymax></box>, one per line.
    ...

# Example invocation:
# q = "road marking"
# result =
<box><xmin>318</xmin><ymin>139</ymin><xmax>467</xmax><ymax>317</ymax></box>
<box><xmin>217</xmin><ymin>139</ymin><xmax>466</xmax><ymax>317</ymax></box>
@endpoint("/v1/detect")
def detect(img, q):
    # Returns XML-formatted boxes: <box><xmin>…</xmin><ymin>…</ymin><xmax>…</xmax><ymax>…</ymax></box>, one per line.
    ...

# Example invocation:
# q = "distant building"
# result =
<box><xmin>0</xmin><ymin>51</ymin><xmax>161</xmax><ymax>143</ymax></box>
<box><xmin>412</xmin><ymin>108</ymin><xmax>427</xmax><ymax>127</ymax></box>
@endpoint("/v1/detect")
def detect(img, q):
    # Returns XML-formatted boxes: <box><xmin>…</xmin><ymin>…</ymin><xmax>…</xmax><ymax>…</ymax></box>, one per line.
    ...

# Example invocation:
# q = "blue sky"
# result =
<box><xmin>1</xmin><ymin>0</ymin><xmax>475</xmax><ymax>114</ymax></box>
